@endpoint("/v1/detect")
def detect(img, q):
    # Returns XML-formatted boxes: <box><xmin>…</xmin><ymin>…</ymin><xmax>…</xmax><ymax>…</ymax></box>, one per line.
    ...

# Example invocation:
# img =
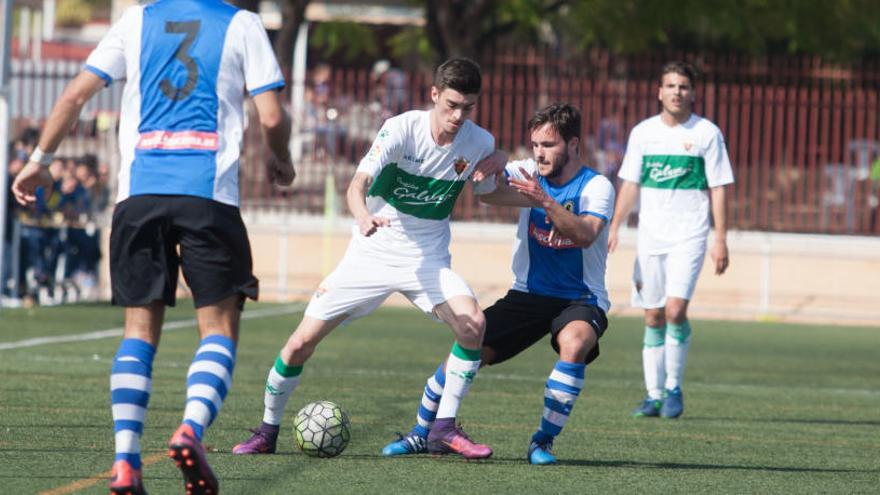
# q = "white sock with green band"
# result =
<box><xmin>435</xmin><ymin>343</ymin><xmax>481</xmax><ymax>419</ymax></box>
<box><xmin>642</xmin><ymin>326</ymin><xmax>666</xmax><ymax>400</ymax></box>
<box><xmin>262</xmin><ymin>355</ymin><xmax>303</xmax><ymax>426</ymax></box>
<box><xmin>664</xmin><ymin>321</ymin><xmax>692</xmax><ymax>390</ymax></box>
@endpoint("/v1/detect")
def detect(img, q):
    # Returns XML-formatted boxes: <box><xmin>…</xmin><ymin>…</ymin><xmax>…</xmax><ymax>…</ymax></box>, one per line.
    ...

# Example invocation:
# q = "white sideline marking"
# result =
<box><xmin>0</xmin><ymin>304</ymin><xmax>305</xmax><ymax>351</ymax></box>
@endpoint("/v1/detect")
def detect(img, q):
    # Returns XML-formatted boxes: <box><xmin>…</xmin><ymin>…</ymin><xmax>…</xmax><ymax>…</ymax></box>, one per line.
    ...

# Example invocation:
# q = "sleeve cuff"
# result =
<box><xmin>585</xmin><ymin>211</ymin><xmax>609</xmax><ymax>223</ymax></box>
<box><xmin>84</xmin><ymin>64</ymin><xmax>114</xmax><ymax>86</ymax></box>
<box><xmin>249</xmin><ymin>80</ymin><xmax>286</xmax><ymax>96</ymax></box>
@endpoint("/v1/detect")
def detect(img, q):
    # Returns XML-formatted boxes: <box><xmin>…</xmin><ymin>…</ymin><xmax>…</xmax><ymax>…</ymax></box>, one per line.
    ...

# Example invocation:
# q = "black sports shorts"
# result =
<box><xmin>110</xmin><ymin>195</ymin><xmax>259</xmax><ymax>308</ymax></box>
<box><xmin>482</xmin><ymin>290</ymin><xmax>608</xmax><ymax>366</ymax></box>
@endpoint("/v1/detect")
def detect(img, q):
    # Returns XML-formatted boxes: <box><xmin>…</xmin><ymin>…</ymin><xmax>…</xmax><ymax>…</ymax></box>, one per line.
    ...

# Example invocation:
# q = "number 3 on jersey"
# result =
<box><xmin>160</xmin><ymin>20</ymin><xmax>200</xmax><ymax>101</ymax></box>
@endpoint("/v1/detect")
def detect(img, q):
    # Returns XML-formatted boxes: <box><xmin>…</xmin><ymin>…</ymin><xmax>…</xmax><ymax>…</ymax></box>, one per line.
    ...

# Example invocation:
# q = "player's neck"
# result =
<box><xmin>547</xmin><ymin>160</ymin><xmax>582</xmax><ymax>187</ymax></box>
<box><xmin>429</xmin><ymin>111</ymin><xmax>458</xmax><ymax>146</ymax></box>
<box><xmin>660</xmin><ymin>110</ymin><xmax>692</xmax><ymax>127</ymax></box>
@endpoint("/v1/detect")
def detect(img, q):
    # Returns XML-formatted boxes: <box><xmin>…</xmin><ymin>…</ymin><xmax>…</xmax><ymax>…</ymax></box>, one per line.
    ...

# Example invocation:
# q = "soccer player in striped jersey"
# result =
<box><xmin>382</xmin><ymin>103</ymin><xmax>615</xmax><ymax>465</ymax></box>
<box><xmin>607</xmin><ymin>61</ymin><xmax>734</xmax><ymax>419</ymax></box>
<box><xmin>11</xmin><ymin>1</ymin><xmax>294</xmax><ymax>493</ymax></box>
<box><xmin>232</xmin><ymin>58</ymin><xmax>499</xmax><ymax>460</ymax></box>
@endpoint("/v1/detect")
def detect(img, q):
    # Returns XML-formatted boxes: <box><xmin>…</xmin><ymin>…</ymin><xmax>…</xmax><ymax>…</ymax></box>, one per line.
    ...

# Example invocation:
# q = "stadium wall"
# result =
<box><xmin>234</xmin><ymin>212</ymin><xmax>880</xmax><ymax>327</ymax></box>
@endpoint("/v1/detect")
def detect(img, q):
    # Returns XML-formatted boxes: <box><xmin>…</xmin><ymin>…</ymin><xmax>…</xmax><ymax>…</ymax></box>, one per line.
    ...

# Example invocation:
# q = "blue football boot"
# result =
<box><xmin>632</xmin><ymin>397</ymin><xmax>662</xmax><ymax>417</ymax></box>
<box><xmin>381</xmin><ymin>431</ymin><xmax>427</xmax><ymax>456</ymax></box>
<box><xmin>527</xmin><ymin>439</ymin><xmax>557</xmax><ymax>465</ymax></box>
<box><xmin>660</xmin><ymin>387</ymin><xmax>684</xmax><ymax>418</ymax></box>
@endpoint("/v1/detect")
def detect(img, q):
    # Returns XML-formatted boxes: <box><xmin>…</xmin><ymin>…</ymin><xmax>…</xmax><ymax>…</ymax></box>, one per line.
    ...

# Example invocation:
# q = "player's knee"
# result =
<box><xmin>557</xmin><ymin>325</ymin><xmax>594</xmax><ymax>355</ymax></box>
<box><xmin>665</xmin><ymin>301</ymin><xmax>688</xmax><ymax>323</ymax></box>
<box><xmin>453</xmin><ymin>310</ymin><xmax>485</xmax><ymax>347</ymax></box>
<box><xmin>644</xmin><ymin>308</ymin><xmax>665</xmax><ymax>328</ymax></box>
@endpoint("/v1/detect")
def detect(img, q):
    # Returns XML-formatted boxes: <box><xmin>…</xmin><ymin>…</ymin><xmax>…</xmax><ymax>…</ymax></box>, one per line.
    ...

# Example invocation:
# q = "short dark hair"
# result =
<box><xmin>527</xmin><ymin>103</ymin><xmax>581</xmax><ymax>143</ymax></box>
<box><xmin>660</xmin><ymin>61</ymin><xmax>696</xmax><ymax>86</ymax></box>
<box><xmin>433</xmin><ymin>58</ymin><xmax>482</xmax><ymax>95</ymax></box>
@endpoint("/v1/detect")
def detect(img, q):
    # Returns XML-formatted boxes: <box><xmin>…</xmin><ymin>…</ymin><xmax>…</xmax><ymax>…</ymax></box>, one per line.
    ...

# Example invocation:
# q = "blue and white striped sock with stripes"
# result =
<box><xmin>182</xmin><ymin>334</ymin><xmax>236</xmax><ymax>440</ymax></box>
<box><xmin>111</xmin><ymin>338</ymin><xmax>156</xmax><ymax>470</ymax></box>
<box><xmin>532</xmin><ymin>360</ymin><xmax>585</xmax><ymax>446</ymax></box>
<box><xmin>411</xmin><ymin>363</ymin><xmax>446</xmax><ymax>438</ymax></box>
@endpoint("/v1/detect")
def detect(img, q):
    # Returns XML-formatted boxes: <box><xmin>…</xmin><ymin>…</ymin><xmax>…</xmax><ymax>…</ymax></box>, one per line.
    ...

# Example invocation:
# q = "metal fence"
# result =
<box><xmin>8</xmin><ymin>51</ymin><xmax>880</xmax><ymax>235</ymax></box>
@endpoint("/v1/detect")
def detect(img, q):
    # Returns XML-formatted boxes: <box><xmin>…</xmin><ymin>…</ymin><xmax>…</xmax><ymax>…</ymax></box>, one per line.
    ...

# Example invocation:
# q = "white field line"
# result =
<box><xmin>0</xmin><ymin>303</ymin><xmax>305</xmax><ymax>351</ymax></box>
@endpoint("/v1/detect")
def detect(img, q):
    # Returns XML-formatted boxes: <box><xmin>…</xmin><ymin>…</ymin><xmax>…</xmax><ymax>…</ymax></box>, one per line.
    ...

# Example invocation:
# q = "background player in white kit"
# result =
<box><xmin>607</xmin><ymin>61</ymin><xmax>734</xmax><ymax>419</ymax></box>
<box><xmin>382</xmin><ymin>103</ymin><xmax>616</xmax><ymax>465</ymax></box>
<box><xmin>11</xmin><ymin>1</ymin><xmax>294</xmax><ymax>493</ymax></box>
<box><xmin>233</xmin><ymin>58</ymin><xmax>499</xmax><ymax>459</ymax></box>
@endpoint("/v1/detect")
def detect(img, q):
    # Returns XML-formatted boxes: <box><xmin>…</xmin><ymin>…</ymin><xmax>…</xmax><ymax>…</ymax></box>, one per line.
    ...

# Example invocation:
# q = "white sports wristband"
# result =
<box><xmin>29</xmin><ymin>147</ymin><xmax>54</xmax><ymax>167</ymax></box>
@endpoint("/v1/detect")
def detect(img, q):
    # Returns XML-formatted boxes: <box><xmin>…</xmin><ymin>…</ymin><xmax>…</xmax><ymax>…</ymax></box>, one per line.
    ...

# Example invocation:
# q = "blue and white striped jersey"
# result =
<box><xmin>506</xmin><ymin>159</ymin><xmax>615</xmax><ymax>312</ymax></box>
<box><xmin>85</xmin><ymin>0</ymin><xmax>284</xmax><ymax>206</ymax></box>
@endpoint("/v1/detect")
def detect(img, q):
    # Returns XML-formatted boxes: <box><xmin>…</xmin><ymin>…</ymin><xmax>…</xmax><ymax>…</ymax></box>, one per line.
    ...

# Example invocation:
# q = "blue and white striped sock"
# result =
<box><xmin>412</xmin><ymin>363</ymin><xmax>445</xmax><ymax>437</ymax></box>
<box><xmin>533</xmin><ymin>360</ymin><xmax>585</xmax><ymax>445</ymax></box>
<box><xmin>111</xmin><ymin>338</ymin><xmax>156</xmax><ymax>470</ymax></box>
<box><xmin>182</xmin><ymin>335</ymin><xmax>236</xmax><ymax>440</ymax></box>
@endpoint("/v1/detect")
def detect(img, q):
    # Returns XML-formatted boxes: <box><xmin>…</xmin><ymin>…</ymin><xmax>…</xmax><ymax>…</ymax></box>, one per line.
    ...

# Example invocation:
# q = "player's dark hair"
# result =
<box><xmin>660</xmin><ymin>61</ymin><xmax>696</xmax><ymax>86</ymax></box>
<box><xmin>528</xmin><ymin>103</ymin><xmax>581</xmax><ymax>144</ymax></box>
<box><xmin>433</xmin><ymin>58</ymin><xmax>482</xmax><ymax>95</ymax></box>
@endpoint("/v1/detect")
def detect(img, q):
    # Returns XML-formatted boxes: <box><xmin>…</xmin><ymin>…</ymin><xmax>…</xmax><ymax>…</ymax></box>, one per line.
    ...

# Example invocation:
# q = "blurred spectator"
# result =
<box><xmin>371</xmin><ymin>59</ymin><xmax>408</xmax><ymax>121</ymax></box>
<box><xmin>4</xmin><ymin>132</ymin><xmax>108</xmax><ymax>306</ymax></box>
<box><xmin>306</xmin><ymin>64</ymin><xmax>343</xmax><ymax>158</ymax></box>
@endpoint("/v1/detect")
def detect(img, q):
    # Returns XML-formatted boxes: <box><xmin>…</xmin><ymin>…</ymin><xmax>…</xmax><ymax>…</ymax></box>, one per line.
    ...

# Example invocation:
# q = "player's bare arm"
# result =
<box><xmin>607</xmin><ymin>179</ymin><xmax>640</xmax><ymax>253</ymax></box>
<box><xmin>12</xmin><ymin>70</ymin><xmax>105</xmax><ymax>205</ymax></box>
<box><xmin>478</xmin><ymin>173</ymin><xmax>534</xmax><ymax>207</ymax></box>
<box><xmin>509</xmin><ymin>167</ymin><xmax>604</xmax><ymax>248</ymax></box>
<box><xmin>253</xmin><ymin>90</ymin><xmax>295</xmax><ymax>186</ymax></box>
<box><xmin>347</xmin><ymin>171</ymin><xmax>390</xmax><ymax>236</ymax></box>
<box><xmin>709</xmin><ymin>185</ymin><xmax>730</xmax><ymax>275</ymax></box>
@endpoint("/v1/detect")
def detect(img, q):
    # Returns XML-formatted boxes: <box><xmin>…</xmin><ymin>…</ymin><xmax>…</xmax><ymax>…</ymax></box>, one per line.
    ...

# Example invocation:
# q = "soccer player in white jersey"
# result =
<box><xmin>381</xmin><ymin>103</ymin><xmax>616</xmax><ymax>465</ymax></box>
<box><xmin>11</xmin><ymin>1</ymin><xmax>294</xmax><ymax>493</ymax></box>
<box><xmin>232</xmin><ymin>58</ymin><xmax>498</xmax><ymax>459</ymax></box>
<box><xmin>607</xmin><ymin>61</ymin><xmax>734</xmax><ymax>419</ymax></box>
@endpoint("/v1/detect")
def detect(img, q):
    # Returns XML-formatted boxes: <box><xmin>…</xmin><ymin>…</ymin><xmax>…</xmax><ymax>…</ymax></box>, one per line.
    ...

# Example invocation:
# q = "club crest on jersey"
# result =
<box><xmin>453</xmin><ymin>157</ymin><xmax>469</xmax><ymax>175</ymax></box>
<box><xmin>683</xmin><ymin>141</ymin><xmax>694</xmax><ymax>151</ymax></box>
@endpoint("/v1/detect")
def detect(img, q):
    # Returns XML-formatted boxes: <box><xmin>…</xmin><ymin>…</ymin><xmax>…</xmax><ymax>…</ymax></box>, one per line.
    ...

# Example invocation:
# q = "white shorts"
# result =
<box><xmin>630</xmin><ymin>249</ymin><xmax>706</xmax><ymax>309</ymax></box>
<box><xmin>304</xmin><ymin>248</ymin><xmax>475</xmax><ymax>322</ymax></box>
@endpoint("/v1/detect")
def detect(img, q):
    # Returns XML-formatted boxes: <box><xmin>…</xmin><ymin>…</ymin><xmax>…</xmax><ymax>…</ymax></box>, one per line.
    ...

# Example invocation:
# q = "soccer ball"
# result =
<box><xmin>293</xmin><ymin>400</ymin><xmax>351</xmax><ymax>458</ymax></box>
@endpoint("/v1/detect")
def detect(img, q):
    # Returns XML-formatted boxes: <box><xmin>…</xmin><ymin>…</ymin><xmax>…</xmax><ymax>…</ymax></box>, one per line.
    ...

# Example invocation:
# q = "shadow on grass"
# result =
<box><xmin>473</xmin><ymin>457</ymin><xmax>868</xmax><ymax>473</ymax></box>
<box><xmin>686</xmin><ymin>416</ymin><xmax>880</xmax><ymax>427</ymax></box>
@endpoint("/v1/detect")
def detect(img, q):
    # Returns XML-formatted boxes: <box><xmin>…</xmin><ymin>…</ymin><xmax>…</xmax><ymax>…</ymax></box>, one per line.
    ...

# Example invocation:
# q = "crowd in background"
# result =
<box><xmin>3</xmin><ymin>127</ymin><xmax>110</xmax><ymax>307</ymax></box>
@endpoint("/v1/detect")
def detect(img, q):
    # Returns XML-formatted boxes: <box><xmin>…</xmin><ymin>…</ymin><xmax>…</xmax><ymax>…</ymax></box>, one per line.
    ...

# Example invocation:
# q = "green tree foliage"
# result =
<box><xmin>312</xmin><ymin>21</ymin><xmax>379</xmax><ymax>61</ymax></box>
<box><xmin>559</xmin><ymin>0</ymin><xmax>880</xmax><ymax>61</ymax></box>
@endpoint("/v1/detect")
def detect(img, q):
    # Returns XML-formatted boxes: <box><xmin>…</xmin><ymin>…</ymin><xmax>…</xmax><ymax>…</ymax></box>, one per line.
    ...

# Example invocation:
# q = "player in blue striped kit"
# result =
<box><xmin>11</xmin><ymin>1</ymin><xmax>294</xmax><ymax>493</ymax></box>
<box><xmin>382</xmin><ymin>103</ymin><xmax>616</xmax><ymax>464</ymax></box>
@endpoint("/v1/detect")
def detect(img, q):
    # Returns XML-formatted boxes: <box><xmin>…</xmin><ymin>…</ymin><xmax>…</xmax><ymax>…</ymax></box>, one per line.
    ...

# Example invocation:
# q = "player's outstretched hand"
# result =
<box><xmin>357</xmin><ymin>215</ymin><xmax>390</xmax><ymax>237</ymax></box>
<box><xmin>710</xmin><ymin>239</ymin><xmax>729</xmax><ymax>275</ymax></box>
<box><xmin>11</xmin><ymin>162</ymin><xmax>52</xmax><ymax>206</ymax></box>
<box><xmin>472</xmin><ymin>150</ymin><xmax>507</xmax><ymax>182</ymax></box>
<box><xmin>508</xmin><ymin>167</ymin><xmax>550</xmax><ymax>207</ymax></box>
<box><xmin>267</xmin><ymin>155</ymin><xmax>296</xmax><ymax>186</ymax></box>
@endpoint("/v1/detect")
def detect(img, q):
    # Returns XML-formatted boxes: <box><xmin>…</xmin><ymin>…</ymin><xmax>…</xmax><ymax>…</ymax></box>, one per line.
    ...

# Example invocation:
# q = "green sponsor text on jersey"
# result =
<box><xmin>368</xmin><ymin>163</ymin><xmax>466</xmax><ymax>220</ymax></box>
<box><xmin>641</xmin><ymin>155</ymin><xmax>708</xmax><ymax>190</ymax></box>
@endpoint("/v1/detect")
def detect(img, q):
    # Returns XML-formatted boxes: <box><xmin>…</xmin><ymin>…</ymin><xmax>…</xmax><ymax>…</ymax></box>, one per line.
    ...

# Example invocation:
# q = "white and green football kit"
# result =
<box><xmin>304</xmin><ymin>110</ymin><xmax>495</xmax><ymax>321</ymax></box>
<box><xmin>619</xmin><ymin>114</ymin><xmax>734</xmax><ymax>307</ymax></box>
<box><xmin>620</xmin><ymin>113</ymin><xmax>734</xmax><ymax>404</ymax></box>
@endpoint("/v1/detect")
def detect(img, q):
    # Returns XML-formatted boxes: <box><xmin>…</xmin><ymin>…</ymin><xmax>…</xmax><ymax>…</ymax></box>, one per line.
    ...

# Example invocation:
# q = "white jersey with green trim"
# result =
<box><xmin>619</xmin><ymin>114</ymin><xmax>734</xmax><ymax>254</ymax></box>
<box><xmin>353</xmin><ymin>110</ymin><xmax>495</xmax><ymax>263</ymax></box>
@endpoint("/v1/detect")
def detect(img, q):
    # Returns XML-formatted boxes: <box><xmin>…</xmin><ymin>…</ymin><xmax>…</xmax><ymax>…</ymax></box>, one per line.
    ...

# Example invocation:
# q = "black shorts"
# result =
<box><xmin>482</xmin><ymin>290</ymin><xmax>609</xmax><ymax>366</ymax></box>
<box><xmin>110</xmin><ymin>195</ymin><xmax>259</xmax><ymax>308</ymax></box>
